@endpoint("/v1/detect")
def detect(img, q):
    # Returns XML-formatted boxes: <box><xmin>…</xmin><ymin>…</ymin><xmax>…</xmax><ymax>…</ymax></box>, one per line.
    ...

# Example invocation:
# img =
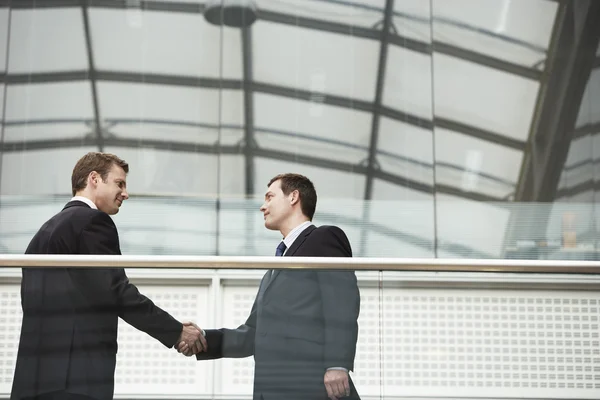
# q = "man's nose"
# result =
<box><xmin>122</xmin><ymin>190</ymin><xmax>129</xmax><ymax>200</ymax></box>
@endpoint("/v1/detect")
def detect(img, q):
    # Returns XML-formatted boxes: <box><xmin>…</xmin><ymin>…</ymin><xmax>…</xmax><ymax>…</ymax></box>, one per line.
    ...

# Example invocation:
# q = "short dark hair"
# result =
<box><xmin>268</xmin><ymin>173</ymin><xmax>317</xmax><ymax>220</ymax></box>
<box><xmin>71</xmin><ymin>152</ymin><xmax>129</xmax><ymax>196</ymax></box>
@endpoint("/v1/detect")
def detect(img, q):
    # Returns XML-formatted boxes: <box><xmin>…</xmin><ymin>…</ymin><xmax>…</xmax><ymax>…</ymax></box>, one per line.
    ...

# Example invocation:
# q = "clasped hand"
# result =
<box><xmin>177</xmin><ymin>321</ymin><xmax>207</xmax><ymax>355</ymax></box>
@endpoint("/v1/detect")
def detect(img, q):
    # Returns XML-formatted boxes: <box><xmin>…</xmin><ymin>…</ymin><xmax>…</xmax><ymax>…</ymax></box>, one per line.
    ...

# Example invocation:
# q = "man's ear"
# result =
<box><xmin>88</xmin><ymin>171</ymin><xmax>100</xmax><ymax>188</ymax></box>
<box><xmin>290</xmin><ymin>189</ymin><xmax>300</xmax><ymax>205</ymax></box>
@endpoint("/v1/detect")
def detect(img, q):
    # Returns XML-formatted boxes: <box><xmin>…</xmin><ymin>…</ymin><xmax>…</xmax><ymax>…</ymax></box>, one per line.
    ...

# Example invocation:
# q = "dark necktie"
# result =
<box><xmin>275</xmin><ymin>241</ymin><xmax>287</xmax><ymax>257</ymax></box>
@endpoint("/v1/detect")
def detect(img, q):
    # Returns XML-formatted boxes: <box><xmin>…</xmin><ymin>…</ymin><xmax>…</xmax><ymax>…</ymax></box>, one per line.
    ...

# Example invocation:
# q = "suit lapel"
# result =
<box><xmin>284</xmin><ymin>225</ymin><xmax>316</xmax><ymax>257</ymax></box>
<box><xmin>263</xmin><ymin>225</ymin><xmax>316</xmax><ymax>293</ymax></box>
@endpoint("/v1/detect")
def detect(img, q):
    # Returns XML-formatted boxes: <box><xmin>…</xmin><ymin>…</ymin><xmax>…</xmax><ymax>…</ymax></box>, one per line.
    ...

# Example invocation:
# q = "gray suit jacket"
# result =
<box><xmin>198</xmin><ymin>225</ymin><xmax>361</xmax><ymax>400</ymax></box>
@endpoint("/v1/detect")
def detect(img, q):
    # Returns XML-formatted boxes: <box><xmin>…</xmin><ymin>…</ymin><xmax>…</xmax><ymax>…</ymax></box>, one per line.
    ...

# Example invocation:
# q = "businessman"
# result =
<box><xmin>180</xmin><ymin>173</ymin><xmax>361</xmax><ymax>400</ymax></box>
<box><xmin>11</xmin><ymin>152</ymin><xmax>207</xmax><ymax>400</ymax></box>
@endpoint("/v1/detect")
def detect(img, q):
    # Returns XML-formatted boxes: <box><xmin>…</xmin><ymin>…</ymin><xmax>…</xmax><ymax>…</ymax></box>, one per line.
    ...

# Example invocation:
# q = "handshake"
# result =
<box><xmin>176</xmin><ymin>321</ymin><xmax>207</xmax><ymax>356</ymax></box>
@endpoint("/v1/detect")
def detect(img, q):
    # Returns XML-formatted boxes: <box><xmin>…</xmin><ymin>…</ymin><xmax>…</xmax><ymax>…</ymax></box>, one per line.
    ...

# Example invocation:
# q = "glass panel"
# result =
<box><xmin>114</xmin><ymin>196</ymin><xmax>217</xmax><ymax>256</ymax></box>
<box><xmin>97</xmin><ymin>82</ymin><xmax>241</xmax><ymax>145</ymax></box>
<box><xmin>254</xmin><ymin>93</ymin><xmax>371</xmax><ymax>164</ymax></box>
<box><xmin>432</xmin><ymin>0</ymin><xmax>556</xmax><ymax>66</ymax></box>
<box><xmin>8</xmin><ymin>8</ymin><xmax>88</xmax><ymax>73</ymax></box>
<box><xmin>89</xmin><ymin>8</ymin><xmax>242</xmax><ymax>79</ymax></box>
<box><xmin>1</xmin><ymin>148</ymin><xmax>97</xmax><ymax>195</ymax></box>
<box><xmin>0</xmin><ymin>8</ymin><xmax>8</xmax><ymax>73</ymax></box>
<box><xmin>0</xmin><ymin>195</ymin><xmax>68</xmax><ymax>253</ymax></box>
<box><xmin>383</xmin><ymin>45</ymin><xmax>433</xmax><ymax>118</ymax></box>
<box><xmin>376</xmin><ymin>117</ymin><xmax>433</xmax><ymax>186</ymax></box>
<box><xmin>253</xmin><ymin>21</ymin><xmax>379</xmax><ymax>101</ymax></box>
<box><xmin>436</xmin><ymin>194</ymin><xmax>511</xmax><ymax>257</ymax></box>
<box><xmin>254</xmin><ymin>157</ymin><xmax>366</xmax><ymax>199</ymax></box>
<box><xmin>434</xmin><ymin>128</ymin><xmax>521</xmax><ymax>198</ymax></box>
<box><xmin>433</xmin><ymin>53</ymin><xmax>539</xmax><ymax>141</ymax></box>
<box><xmin>104</xmin><ymin>146</ymin><xmax>219</xmax><ymax>196</ymax></box>
<box><xmin>256</xmin><ymin>0</ymin><xmax>386</xmax><ymax>29</ymax></box>
<box><xmin>3</xmin><ymin>82</ymin><xmax>94</xmax><ymax>142</ymax></box>
<box><xmin>369</xmin><ymin>180</ymin><xmax>435</xmax><ymax>257</ymax></box>
<box><xmin>393</xmin><ymin>0</ymin><xmax>432</xmax><ymax>44</ymax></box>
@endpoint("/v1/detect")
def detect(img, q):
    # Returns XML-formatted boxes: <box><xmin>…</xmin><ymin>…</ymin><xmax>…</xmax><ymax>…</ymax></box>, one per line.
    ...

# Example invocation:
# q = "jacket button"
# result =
<box><xmin>260</xmin><ymin>331</ymin><xmax>267</xmax><ymax>336</ymax></box>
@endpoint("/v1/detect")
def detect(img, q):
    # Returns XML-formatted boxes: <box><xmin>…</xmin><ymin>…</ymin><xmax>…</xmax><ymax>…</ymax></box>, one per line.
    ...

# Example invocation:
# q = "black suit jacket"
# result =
<box><xmin>10</xmin><ymin>201</ymin><xmax>183</xmax><ymax>400</ymax></box>
<box><xmin>197</xmin><ymin>225</ymin><xmax>361</xmax><ymax>400</ymax></box>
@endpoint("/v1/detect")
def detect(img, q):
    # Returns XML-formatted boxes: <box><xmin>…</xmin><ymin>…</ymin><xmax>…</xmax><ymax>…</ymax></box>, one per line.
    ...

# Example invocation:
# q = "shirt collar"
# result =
<box><xmin>70</xmin><ymin>196</ymin><xmax>97</xmax><ymax>210</ymax></box>
<box><xmin>282</xmin><ymin>221</ymin><xmax>312</xmax><ymax>252</ymax></box>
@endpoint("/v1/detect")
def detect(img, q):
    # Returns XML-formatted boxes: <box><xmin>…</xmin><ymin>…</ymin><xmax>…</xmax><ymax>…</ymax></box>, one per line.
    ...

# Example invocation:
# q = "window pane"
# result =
<box><xmin>89</xmin><ymin>8</ymin><xmax>242</xmax><ymax>79</ymax></box>
<box><xmin>3</xmin><ymin>82</ymin><xmax>94</xmax><ymax>142</ymax></box>
<box><xmin>433</xmin><ymin>53</ymin><xmax>538</xmax><ymax>141</ymax></box>
<box><xmin>434</xmin><ymin>128</ymin><xmax>521</xmax><ymax>198</ymax></box>
<box><xmin>1</xmin><ymin>148</ymin><xmax>97</xmax><ymax>195</ymax></box>
<box><xmin>97</xmin><ymin>82</ymin><xmax>242</xmax><ymax>146</ymax></box>
<box><xmin>253</xmin><ymin>21</ymin><xmax>379</xmax><ymax>101</ymax></box>
<box><xmin>376</xmin><ymin>117</ymin><xmax>434</xmax><ymax>186</ymax></box>
<box><xmin>383</xmin><ymin>45</ymin><xmax>433</xmax><ymax>118</ymax></box>
<box><xmin>254</xmin><ymin>93</ymin><xmax>370</xmax><ymax>164</ymax></box>
<box><xmin>432</xmin><ymin>0</ymin><xmax>556</xmax><ymax>66</ymax></box>
<box><xmin>8</xmin><ymin>8</ymin><xmax>88</xmax><ymax>73</ymax></box>
<box><xmin>577</xmin><ymin>68</ymin><xmax>600</xmax><ymax>127</ymax></box>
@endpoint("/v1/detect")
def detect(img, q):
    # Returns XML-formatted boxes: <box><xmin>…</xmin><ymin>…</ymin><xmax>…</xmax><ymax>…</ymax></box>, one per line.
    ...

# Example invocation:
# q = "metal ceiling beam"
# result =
<box><xmin>242</xmin><ymin>26</ymin><xmax>255</xmax><ymax>197</ymax></box>
<box><xmin>514</xmin><ymin>0</ymin><xmax>600</xmax><ymax>202</ymax></box>
<box><xmin>364</xmin><ymin>0</ymin><xmax>394</xmax><ymax>201</ymax></box>
<box><xmin>556</xmin><ymin>180</ymin><xmax>600</xmax><ymax>198</ymax></box>
<box><xmin>81</xmin><ymin>3</ymin><xmax>104</xmax><ymax>151</ymax></box>
<box><xmin>573</xmin><ymin>122</ymin><xmax>600</xmax><ymax>139</ymax></box>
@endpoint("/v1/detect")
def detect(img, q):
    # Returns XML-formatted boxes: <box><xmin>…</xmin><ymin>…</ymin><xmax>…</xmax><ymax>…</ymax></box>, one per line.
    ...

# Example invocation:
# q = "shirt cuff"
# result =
<box><xmin>326</xmin><ymin>367</ymin><xmax>348</xmax><ymax>372</ymax></box>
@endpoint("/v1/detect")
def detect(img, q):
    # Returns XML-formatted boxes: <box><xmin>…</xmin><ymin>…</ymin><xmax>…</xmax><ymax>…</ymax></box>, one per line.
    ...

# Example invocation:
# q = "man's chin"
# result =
<box><xmin>264</xmin><ymin>221</ymin><xmax>277</xmax><ymax>231</ymax></box>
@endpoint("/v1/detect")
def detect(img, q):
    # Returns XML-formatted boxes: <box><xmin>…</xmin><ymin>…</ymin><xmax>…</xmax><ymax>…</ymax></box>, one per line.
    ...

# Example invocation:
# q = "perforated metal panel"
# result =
<box><xmin>219</xmin><ymin>285</ymin><xmax>258</xmax><ymax>395</ymax></box>
<box><xmin>378</xmin><ymin>289</ymin><xmax>600</xmax><ymax>398</ymax></box>
<box><xmin>2</xmin><ymin>277</ymin><xmax>600</xmax><ymax>399</ymax></box>
<box><xmin>114</xmin><ymin>284</ymin><xmax>211</xmax><ymax>396</ymax></box>
<box><xmin>353</xmin><ymin>287</ymin><xmax>384</xmax><ymax>397</ymax></box>
<box><xmin>0</xmin><ymin>285</ymin><xmax>20</xmax><ymax>394</ymax></box>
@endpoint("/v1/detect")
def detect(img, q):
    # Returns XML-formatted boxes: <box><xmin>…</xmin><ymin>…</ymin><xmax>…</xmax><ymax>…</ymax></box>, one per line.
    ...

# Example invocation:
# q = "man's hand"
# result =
<box><xmin>324</xmin><ymin>369</ymin><xmax>350</xmax><ymax>400</ymax></box>
<box><xmin>176</xmin><ymin>321</ymin><xmax>207</xmax><ymax>356</ymax></box>
<box><xmin>177</xmin><ymin>321</ymin><xmax>206</xmax><ymax>356</ymax></box>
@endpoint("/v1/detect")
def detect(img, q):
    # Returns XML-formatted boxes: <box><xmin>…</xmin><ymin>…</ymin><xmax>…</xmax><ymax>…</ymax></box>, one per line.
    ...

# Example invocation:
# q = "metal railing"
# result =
<box><xmin>1</xmin><ymin>255</ymin><xmax>599</xmax><ymax>273</ymax></box>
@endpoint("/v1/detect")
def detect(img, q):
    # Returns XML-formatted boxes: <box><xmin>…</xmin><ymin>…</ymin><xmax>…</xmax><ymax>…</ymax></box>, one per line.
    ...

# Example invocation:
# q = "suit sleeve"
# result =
<box><xmin>197</xmin><ymin>289</ymin><xmax>258</xmax><ymax>361</ymax></box>
<box><xmin>313</xmin><ymin>226</ymin><xmax>360</xmax><ymax>371</ymax></box>
<box><xmin>71</xmin><ymin>212</ymin><xmax>182</xmax><ymax>348</ymax></box>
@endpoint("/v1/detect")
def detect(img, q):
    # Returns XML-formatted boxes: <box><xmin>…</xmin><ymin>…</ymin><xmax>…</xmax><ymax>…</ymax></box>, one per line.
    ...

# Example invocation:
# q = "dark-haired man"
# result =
<box><xmin>11</xmin><ymin>152</ymin><xmax>206</xmax><ymax>400</ymax></box>
<box><xmin>181</xmin><ymin>173</ymin><xmax>361</xmax><ymax>400</ymax></box>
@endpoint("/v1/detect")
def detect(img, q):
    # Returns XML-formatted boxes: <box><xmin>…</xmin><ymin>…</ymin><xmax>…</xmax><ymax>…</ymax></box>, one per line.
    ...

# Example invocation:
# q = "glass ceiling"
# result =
<box><xmin>2</xmin><ymin>0</ymin><xmax>587</xmax><ymax>258</ymax></box>
<box><xmin>0</xmin><ymin>0</ymin><xmax>559</xmax><ymax>200</ymax></box>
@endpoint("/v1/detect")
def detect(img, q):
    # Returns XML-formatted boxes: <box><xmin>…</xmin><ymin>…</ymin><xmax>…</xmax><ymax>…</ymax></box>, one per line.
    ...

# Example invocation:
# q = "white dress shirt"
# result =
<box><xmin>70</xmin><ymin>196</ymin><xmax>97</xmax><ymax>210</ymax></box>
<box><xmin>281</xmin><ymin>220</ymin><xmax>312</xmax><ymax>254</ymax></box>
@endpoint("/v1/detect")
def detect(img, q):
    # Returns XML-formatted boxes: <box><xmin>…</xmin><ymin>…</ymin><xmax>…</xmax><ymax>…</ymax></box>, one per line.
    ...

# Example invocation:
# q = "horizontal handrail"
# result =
<box><xmin>0</xmin><ymin>255</ymin><xmax>599</xmax><ymax>273</ymax></box>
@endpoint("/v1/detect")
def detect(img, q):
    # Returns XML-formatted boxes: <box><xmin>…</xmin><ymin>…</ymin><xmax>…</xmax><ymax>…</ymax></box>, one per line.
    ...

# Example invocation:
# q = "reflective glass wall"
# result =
<box><xmin>1</xmin><ymin>0</ymin><xmax>599</xmax><ymax>259</ymax></box>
